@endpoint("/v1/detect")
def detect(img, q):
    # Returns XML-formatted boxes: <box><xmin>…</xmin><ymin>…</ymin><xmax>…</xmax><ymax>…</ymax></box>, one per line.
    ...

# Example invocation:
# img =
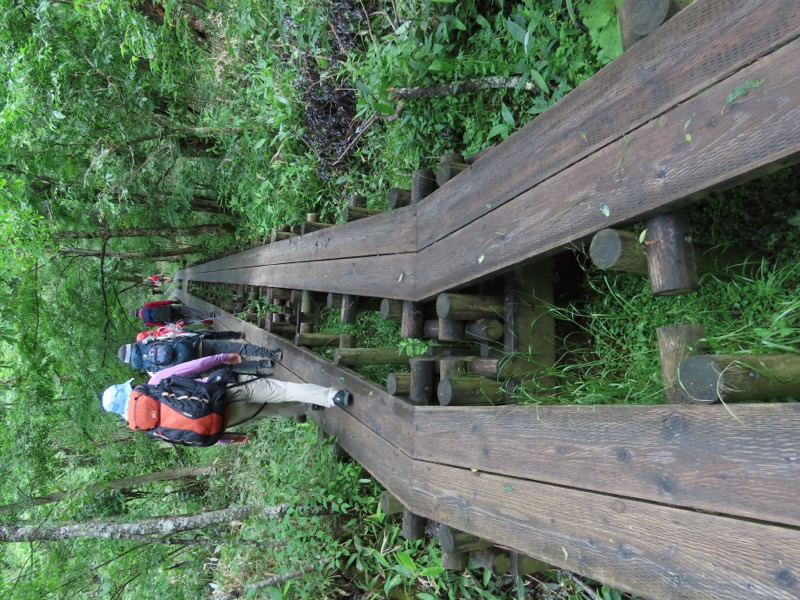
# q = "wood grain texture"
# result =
<box><xmin>413</xmin><ymin>37</ymin><xmax>800</xmax><ymax>298</ymax></box>
<box><xmin>183</xmin><ymin>253</ymin><xmax>419</xmax><ymax>299</ymax></box>
<box><xmin>412</xmin><ymin>403</ymin><xmax>800</xmax><ymax>526</ymax></box>
<box><xmin>177</xmin><ymin>205</ymin><xmax>417</xmax><ymax>274</ymax></box>
<box><xmin>415</xmin><ymin>0</ymin><xmax>800</xmax><ymax>249</ymax></box>
<box><xmin>410</xmin><ymin>461</ymin><xmax>800</xmax><ymax>600</ymax></box>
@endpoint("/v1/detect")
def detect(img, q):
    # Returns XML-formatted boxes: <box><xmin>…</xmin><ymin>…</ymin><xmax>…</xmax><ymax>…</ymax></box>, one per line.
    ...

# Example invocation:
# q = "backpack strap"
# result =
<box><xmin>224</xmin><ymin>372</ymin><xmax>272</xmax><ymax>400</ymax></box>
<box><xmin>223</xmin><ymin>373</ymin><xmax>273</xmax><ymax>427</ymax></box>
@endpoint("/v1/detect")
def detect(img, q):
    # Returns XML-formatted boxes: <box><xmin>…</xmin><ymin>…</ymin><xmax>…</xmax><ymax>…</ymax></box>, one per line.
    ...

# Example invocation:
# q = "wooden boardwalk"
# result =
<box><xmin>175</xmin><ymin>1</ymin><xmax>800</xmax><ymax>598</ymax></box>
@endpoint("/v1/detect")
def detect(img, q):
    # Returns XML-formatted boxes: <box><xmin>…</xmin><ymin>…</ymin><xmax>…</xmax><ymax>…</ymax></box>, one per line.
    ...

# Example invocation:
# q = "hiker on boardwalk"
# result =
<box><xmin>145</xmin><ymin>274</ymin><xmax>172</xmax><ymax>287</ymax></box>
<box><xmin>100</xmin><ymin>353</ymin><xmax>352</xmax><ymax>446</ymax></box>
<box><xmin>118</xmin><ymin>329</ymin><xmax>282</xmax><ymax>375</ymax></box>
<box><xmin>130</xmin><ymin>299</ymin><xmax>213</xmax><ymax>327</ymax></box>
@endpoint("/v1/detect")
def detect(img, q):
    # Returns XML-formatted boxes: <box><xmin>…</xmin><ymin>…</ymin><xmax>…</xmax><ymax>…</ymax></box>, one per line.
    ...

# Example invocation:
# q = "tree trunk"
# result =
<box><xmin>0</xmin><ymin>466</ymin><xmax>214</xmax><ymax>516</ymax></box>
<box><xmin>0</xmin><ymin>504</ymin><xmax>290</xmax><ymax>542</ymax></box>
<box><xmin>60</xmin><ymin>224</ymin><xmax>234</xmax><ymax>239</ymax></box>
<box><xmin>58</xmin><ymin>246</ymin><xmax>201</xmax><ymax>259</ymax></box>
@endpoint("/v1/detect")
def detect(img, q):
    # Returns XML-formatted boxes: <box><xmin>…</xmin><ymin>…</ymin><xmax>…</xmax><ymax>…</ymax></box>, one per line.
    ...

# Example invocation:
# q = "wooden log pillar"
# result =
<box><xmin>468</xmin><ymin>357</ymin><xmax>501</xmax><ymax>377</ymax></box>
<box><xmin>301</xmin><ymin>213</ymin><xmax>333</xmax><ymax>234</ymax></box>
<box><xmin>271</xmin><ymin>229</ymin><xmax>297</xmax><ymax>243</ymax></box>
<box><xmin>657</xmin><ymin>324</ymin><xmax>709</xmax><ymax>403</ymax></box>
<box><xmin>402</xmin><ymin>509</ymin><xmax>426</xmax><ymax>541</ymax></box>
<box><xmin>620</xmin><ymin>0</ymin><xmax>669</xmax><ymax>50</ymax></box>
<box><xmin>401</xmin><ymin>301</ymin><xmax>425</xmax><ymax>338</ymax></box>
<box><xmin>343</xmin><ymin>205</ymin><xmax>383</xmax><ymax>222</ymax></box>
<box><xmin>409</xmin><ymin>356</ymin><xmax>437</xmax><ymax>405</ymax></box>
<box><xmin>295</xmin><ymin>332</ymin><xmax>341</xmax><ymax>347</ymax></box>
<box><xmin>503</xmin><ymin>260</ymin><xmax>556</xmax><ymax>389</ymax></box>
<box><xmin>380</xmin><ymin>490</ymin><xmax>403</xmax><ymax>515</ymax></box>
<box><xmin>437</xmin><ymin>318</ymin><xmax>465</xmax><ymax>342</ymax></box>
<box><xmin>436</xmin><ymin>153</ymin><xmax>468</xmax><ymax>187</ymax></box>
<box><xmin>465</xmin><ymin>318</ymin><xmax>504</xmax><ymax>342</ymax></box>
<box><xmin>348</xmin><ymin>193</ymin><xmax>365</xmax><ymax>208</ymax></box>
<box><xmin>380</xmin><ymin>299</ymin><xmax>403</xmax><ymax>320</ymax></box>
<box><xmin>265</xmin><ymin>286</ymin><xmax>293</xmax><ymax>303</ymax></box>
<box><xmin>333</xmin><ymin>348</ymin><xmax>409</xmax><ymax>366</ymax></box>
<box><xmin>471</xmin><ymin>548</ymin><xmax>550</xmax><ymax>577</ymax></box>
<box><xmin>411</xmin><ymin>169</ymin><xmax>437</xmax><ymax>204</ymax></box>
<box><xmin>678</xmin><ymin>353</ymin><xmax>800</xmax><ymax>403</ymax></box>
<box><xmin>590</xmin><ymin>228</ymin><xmax>762</xmax><ymax>281</ymax></box>
<box><xmin>437</xmin><ymin>293</ymin><xmax>504</xmax><ymax>320</ymax></box>
<box><xmin>438</xmin><ymin>377</ymin><xmax>504</xmax><ymax>406</ymax></box>
<box><xmin>387</xmin><ymin>373</ymin><xmax>410</xmax><ymax>396</ymax></box>
<box><xmin>645</xmin><ymin>214</ymin><xmax>698</xmax><ymax>296</ymax></box>
<box><xmin>327</xmin><ymin>292</ymin><xmax>342</xmax><ymax>309</ymax></box>
<box><xmin>388</xmin><ymin>187</ymin><xmax>412</xmax><ymax>209</ymax></box>
<box><xmin>438</xmin><ymin>524</ymin><xmax>493</xmax><ymax>555</ymax></box>
<box><xmin>340</xmin><ymin>295</ymin><xmax>383</xmax><ymax>324</ymax></box>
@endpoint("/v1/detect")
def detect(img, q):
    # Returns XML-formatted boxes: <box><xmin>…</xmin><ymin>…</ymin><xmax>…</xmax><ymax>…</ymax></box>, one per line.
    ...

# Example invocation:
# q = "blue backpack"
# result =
<box><xmin>129</xmin><ymin>337</ymin><xmax>201</xmax><ymax>373</ymax></box>
<box><xmin>141</xmin><ymin>305</ymin><xmax>175</xmax><ymax>324</ymax></box>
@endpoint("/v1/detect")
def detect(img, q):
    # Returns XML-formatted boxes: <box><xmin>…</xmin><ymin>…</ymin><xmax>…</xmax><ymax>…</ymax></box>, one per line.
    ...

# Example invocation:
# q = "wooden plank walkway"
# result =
<box><xmin>178</xmin><ymin>289</ymin><xmax>800</xmax><ymax>599</ymax></box>
<box><xmin>176</xmin><ymin>0</ymin><xmax>800</xmax><ymax>300</ymax></box>
<box><xmin>173</xmin><ymin>2</ymin><xmax>800</xmax><ymax>597</ymax></box>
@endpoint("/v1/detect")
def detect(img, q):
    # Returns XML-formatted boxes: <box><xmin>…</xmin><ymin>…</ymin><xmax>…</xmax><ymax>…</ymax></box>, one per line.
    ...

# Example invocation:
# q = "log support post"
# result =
<box><xmin>380</xmin><ymin>299</ymin><xmax>403</xmax><ymax>321</ymax></box>
<box><xmin>401</xmin><ymin>301</ymin><xmax>425</xmax><ymax>339</ymax></box>
<box><xmin>436</xmin><ymin>153</ymin><xmax>468</xmax><ymax>186</ymax></box>
<box><xmin>678</xmin><ymin>353</ymin><xmax>800</xmax><ymax>403</ymax></box>
<box><xmin>333</xmin><ymin>348</ymin><xmax>409</xmax><ymax>366</ymax></box>
<box><xmin>503</xmin><ymin>260</ymin><xmax>556</xmax><ymax>393</ymax></box>
<box><xmin>411</xmin><ymin>169</ymin><xmax>437</xmax><ymax>204</ymax></box>
<box><xmin>644</xmin><ymin>214</ymin><xmax>698</xmax><ymax>296</ymax></box>
<box><xmin>438</xmin><ymin>377</ymin><xmax>504</xmax><ymax>406</ymax></box>
<box><xmin>387</xmin><ymin>373</ymin><xmax>411</xmax><ymax>396</ymax></box>
<box><xmin>656</xmin><ymin>324</ymin><xmax>709</xmax><ymax>403</ymax></box>
<box><xmin>388</xmin><ymin>187</ymin><xmax>412</xmax><ymax>209</ymax></box>
<box><xmin>380</xmin><ymin>491</ymin><xmax>403</xmax><ymax>515</ymax></box>
<box><xmin>409</xmin><ymin>356</ymin><xmax>437</xmax><ymax>405</ymax></box>
<box><xmin>343</xmin><ymin>205</ymin><xmax>383</xmax><ymax>221</ymax></box>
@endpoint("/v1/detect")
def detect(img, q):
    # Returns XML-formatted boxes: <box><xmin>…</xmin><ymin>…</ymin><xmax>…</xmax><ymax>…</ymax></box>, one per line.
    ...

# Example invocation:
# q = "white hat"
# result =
<box><xmin>101</xmin><ymin>378</ymin><xmax>134</xmax><ymax>420</ymax></box>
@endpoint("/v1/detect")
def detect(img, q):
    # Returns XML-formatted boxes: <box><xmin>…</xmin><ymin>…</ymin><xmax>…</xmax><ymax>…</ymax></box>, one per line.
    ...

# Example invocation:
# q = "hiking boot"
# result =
<box><xmin>332</xmin><ymin>389</ymin><xmax>352</xmax><ymax>408</ymax></box>
<box><xmin>266</xmin><ymin>349</ymin><xmax>282</xmax><ymax>361</ymax></box>
<box><xmin>257</xmin><ymin>360</ymin><xmax>273</xmax><ymax>372</ymax></box>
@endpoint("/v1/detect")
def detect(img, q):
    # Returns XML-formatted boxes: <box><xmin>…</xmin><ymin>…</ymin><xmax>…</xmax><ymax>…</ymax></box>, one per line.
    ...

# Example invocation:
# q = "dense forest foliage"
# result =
<box><xmin>2</xmin><ymin>0</ymin><xmax>798</xmax><ymax>598</ymax></box>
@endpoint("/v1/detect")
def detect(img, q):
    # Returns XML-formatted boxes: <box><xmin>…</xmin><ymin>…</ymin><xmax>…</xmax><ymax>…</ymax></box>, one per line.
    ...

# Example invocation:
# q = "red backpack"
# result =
<box><xmin>128</xmin><ymin>369</ymin><xmax>236</xmax><ymax>446</ymax></box>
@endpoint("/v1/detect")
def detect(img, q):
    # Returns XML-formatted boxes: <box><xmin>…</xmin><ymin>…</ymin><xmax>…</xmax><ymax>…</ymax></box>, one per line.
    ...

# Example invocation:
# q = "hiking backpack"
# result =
<box><xmin>141</xmin><ymin>304</ymin><xmax>175</xmax><ymax>324</ymax></box>
<box><xmin>127</xmin><ymin>368</ymin><xmax>238</xmax><ymax>446</ymax></box>
<box><xmin>129</xmin><ymin>337</ymin><xmax>201</xmax><ymax>373</ymax></box>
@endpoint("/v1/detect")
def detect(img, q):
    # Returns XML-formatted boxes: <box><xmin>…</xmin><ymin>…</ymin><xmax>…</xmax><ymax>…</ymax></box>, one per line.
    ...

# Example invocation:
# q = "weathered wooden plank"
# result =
<box><xmin>412</xmin><ymin>403</ymin><xmax>800</xmax><ymax>527</ymax></box>
<box><xmin>177</xmin><ymin>291</ymin><xmax>415</xmax><ymax>453</ymax></box>
<box><xmin>415</xmin><ymin>0</ymin><xmax>800</xmax><ymax>249</ymax></box>
<box><xmin>410</xmin><ymin>461</ymin><xmax>800</xmax><ymax>600</ymax></box>
<box><xmin>177</xmin><ymin>205</ymin><xmax>417</xmax><ymax>276</ymax></box>
<box><xmin>413</xmin><ymin>37</ymin><xmax>800</xmax><ymax>298</ymax></box>
<box><xmin>183</xmin><ymin>253</ymin><xmax>418</xmax><ymax>299</ymax></box>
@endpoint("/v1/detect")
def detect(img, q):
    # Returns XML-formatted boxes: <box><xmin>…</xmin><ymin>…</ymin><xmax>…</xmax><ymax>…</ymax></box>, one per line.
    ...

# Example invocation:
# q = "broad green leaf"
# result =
<box><xmin>501</xmin><ymin>103</ymin><xmax>515</xmax><ymax>126</ymax></box>
<box><xmin>529</xmin><ymin>69</ymin><xmax>549</xmax><ymax>94</ymax></box>
<box><xmin>396</xmin><ymin>551</ymin><xmax>416</xmax><ymax>571</ymax></box>
<box><xmin>253</xmin><ymin>138</ymin><xmax>266</xmax><ymax>149</ymax></box>
<box><xmin>505</xmin><ymin>19</ymin><xmax>527</xmax><ymax>45</ymax></box>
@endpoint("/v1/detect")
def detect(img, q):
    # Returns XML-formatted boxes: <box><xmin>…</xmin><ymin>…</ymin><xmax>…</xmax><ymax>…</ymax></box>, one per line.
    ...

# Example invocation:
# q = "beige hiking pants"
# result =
<box><xmin>225</xmin><ymin>375</ymin><xmax>338</xmax><ymax>425</ymax></box>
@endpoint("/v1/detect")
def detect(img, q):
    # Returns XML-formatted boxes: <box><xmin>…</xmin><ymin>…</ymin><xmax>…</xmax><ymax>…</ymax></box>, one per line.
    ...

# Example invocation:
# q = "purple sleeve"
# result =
<box><xmin>148</xmin><ymin>354</ymin><xmax>230</xmax><ymax>385</ymax></box>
